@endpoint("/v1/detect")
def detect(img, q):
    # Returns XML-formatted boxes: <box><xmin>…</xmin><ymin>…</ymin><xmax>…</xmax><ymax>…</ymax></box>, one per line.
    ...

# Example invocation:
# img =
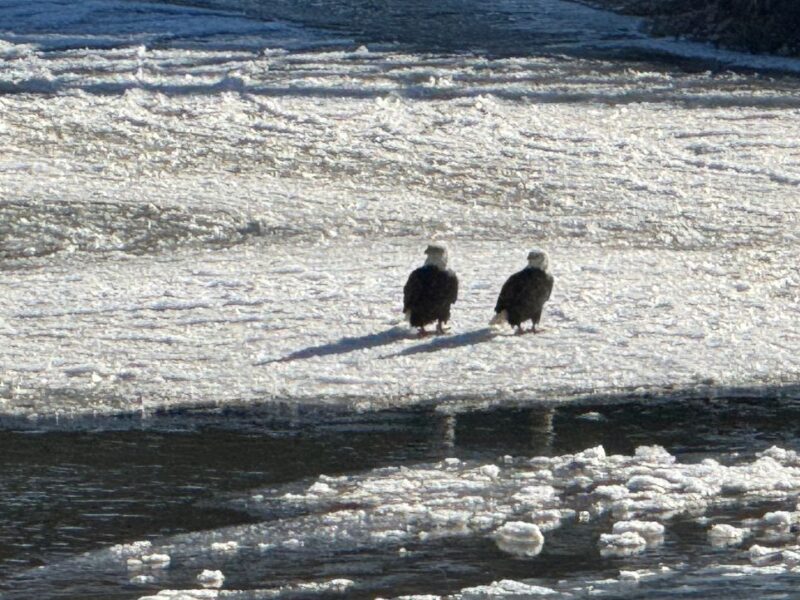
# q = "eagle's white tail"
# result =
<box><xmin>489</xmin><ymin>309</ymin><xmax>508</xmax><ymax>326</ymax></box>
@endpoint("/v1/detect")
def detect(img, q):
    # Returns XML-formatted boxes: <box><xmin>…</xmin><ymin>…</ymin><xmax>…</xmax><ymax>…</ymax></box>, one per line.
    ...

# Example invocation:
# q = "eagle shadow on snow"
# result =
<box><xmin>381</xmin><ymin>328</ymin><xmax>495</xmax><ymax>359</ymax></box>
<box><xmin>258</xmin><ymin>326</ymin><xmax>412</xmax><ymax>364</ymax></box>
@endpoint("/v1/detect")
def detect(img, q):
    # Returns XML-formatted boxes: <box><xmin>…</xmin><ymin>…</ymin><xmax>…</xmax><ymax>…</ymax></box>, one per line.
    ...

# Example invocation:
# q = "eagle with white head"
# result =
<box><xmin>403</xmin><ymin>244</ymin><xmax>459</xmax><ymax>336</ymax></box>
<box><xmin>490</xmin><ymin>249</ymin><xmax>553</xmax><ymax>334</ymax></box>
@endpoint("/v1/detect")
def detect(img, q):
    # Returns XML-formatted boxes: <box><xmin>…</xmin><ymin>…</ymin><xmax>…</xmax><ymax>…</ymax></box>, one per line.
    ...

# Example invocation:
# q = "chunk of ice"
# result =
<box><xmin>708</xmin><ymin>523</ymin><xmax>748</xmax><ymax>547</ymax></box>
<box><xmin>196</xmin><ymin>569</ymin><xmax>225</xmax><ymax>589</ymax></box>
<box><xmin>210</xmin><ymin>541</ymin><xmax>239</xmax><ymax>553</ymax></box>
<box><xmin>460</xmin><ymin>579</ymin><xmax>557</xmax><ymax>597</ymax></box>
<box><xmin>492</xmin><ymin>522</ymin><xmax>544</xmax><ymax>557</ymax></box>
<box><xmin>141</xmin><ymin>553</ymin><xmax>171</xmax><ymax>568</ymax></box>
<box><xmin>599</xmin><ymin>531</ymin><xmax>648</xmax><ymax>557</ymax></box>
<box><xmin>611</xmin><ymin>520</ymin><xmax>665</xmax><ymax>544</ymax></box>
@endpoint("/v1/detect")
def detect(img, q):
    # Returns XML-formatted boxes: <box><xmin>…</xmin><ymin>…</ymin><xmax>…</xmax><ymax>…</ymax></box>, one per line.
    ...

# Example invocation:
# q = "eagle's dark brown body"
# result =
<box><xmin>494</xmin><ymin>267</ymin><xmax>553</xmax><ymax>331</ymax></box>
<box><xmin>403</xmin><ymin>265</ymin><xmax>459</xmax><ymax>330</ymax></box>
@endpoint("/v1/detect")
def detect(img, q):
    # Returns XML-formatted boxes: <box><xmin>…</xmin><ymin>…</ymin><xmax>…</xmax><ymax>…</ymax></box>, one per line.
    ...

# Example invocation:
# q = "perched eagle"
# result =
<box><xmin>490</xmin><ymin>249</ymin><xmax>553</xmax><ymax>334</ymax></box>
<box><xmin>403</xmin><ymin>244</ymin><xmax>459</xmax><ymax>335</ymax></box>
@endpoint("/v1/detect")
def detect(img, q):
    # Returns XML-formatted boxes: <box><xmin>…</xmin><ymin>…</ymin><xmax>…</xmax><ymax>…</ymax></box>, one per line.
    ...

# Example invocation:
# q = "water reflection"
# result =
<box><xmin>2</xmin><ymin>398</ymin><xmax>800</xmax><ymax>597</ymax></box>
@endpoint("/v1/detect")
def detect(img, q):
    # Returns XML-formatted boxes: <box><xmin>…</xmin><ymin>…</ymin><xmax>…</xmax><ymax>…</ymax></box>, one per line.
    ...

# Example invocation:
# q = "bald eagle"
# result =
<box><xmin>490</xmin><ymin>249</ymin><xmax>553</xmax><ymax>334</ymax></box>
<box><xmin>404</xmin><ymin>244</ymin><xmax>459</xmax><ymax>335</ymax></box>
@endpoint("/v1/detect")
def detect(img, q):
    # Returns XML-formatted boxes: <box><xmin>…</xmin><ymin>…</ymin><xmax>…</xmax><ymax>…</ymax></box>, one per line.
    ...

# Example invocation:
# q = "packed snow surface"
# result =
<box><xmin>1</xmin><ymin>0</ymin><xmax>800</xmax><ymax>418</ymax></box>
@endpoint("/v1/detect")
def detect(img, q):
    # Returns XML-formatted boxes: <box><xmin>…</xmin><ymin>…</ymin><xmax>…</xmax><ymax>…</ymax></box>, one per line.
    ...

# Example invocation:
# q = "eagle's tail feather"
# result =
<box><xmin>489</xmin><ymin>309</ymin><xmax>508</xmax><ymax>326</ymax></box>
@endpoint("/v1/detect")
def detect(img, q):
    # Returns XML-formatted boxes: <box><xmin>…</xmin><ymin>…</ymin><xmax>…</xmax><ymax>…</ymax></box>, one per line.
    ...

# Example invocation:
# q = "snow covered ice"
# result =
<box><xmin>3</xmin><ymin>0</ymin><xmax>800</xmax><ymax>596</ymax></box>
<box><xmin>708</xmin><ymin>523</ymin><xmax>749</xmax><ymax>547</ymax></box>
<box><xmin>2</xmin><ymin>0</ymin><xmax>800</xmax><ymax>418</ymax></box>
<box><xmin>492</xmin><ymin>521</ymin><xmax>546</xmax><ymax>557</ymax></box>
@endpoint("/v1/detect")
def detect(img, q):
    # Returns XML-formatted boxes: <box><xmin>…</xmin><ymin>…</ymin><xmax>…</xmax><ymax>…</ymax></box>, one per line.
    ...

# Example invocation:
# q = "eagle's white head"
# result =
<box><xmin>527</xmin><ymin>249</ymin><xmax>549</xmax><ymax>271</ymax></box>
<box><xmin>424</xmin><ymin>243</ymin><xmax>448</xmax><ymax>269</ymax></box>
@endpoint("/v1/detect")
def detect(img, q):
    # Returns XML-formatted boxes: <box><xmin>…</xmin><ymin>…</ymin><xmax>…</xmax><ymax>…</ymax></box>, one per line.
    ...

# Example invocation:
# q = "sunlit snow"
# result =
<box><xmin>1</xmin><ymin>1</ymin><xmax>800</xmax><ymax>418</ymax></box>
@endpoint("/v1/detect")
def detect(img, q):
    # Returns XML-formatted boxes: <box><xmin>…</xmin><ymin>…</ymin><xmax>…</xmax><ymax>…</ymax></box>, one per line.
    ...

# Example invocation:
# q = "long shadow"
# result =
<box><xmin>382</xmin><ymin>327</ymin><xmax>495</xmax><ymax>359</ymax></box>
<box><xmin>258</xmin><ymin>325</ymin><xmax>411</xmax><ymax>364</ymax></box>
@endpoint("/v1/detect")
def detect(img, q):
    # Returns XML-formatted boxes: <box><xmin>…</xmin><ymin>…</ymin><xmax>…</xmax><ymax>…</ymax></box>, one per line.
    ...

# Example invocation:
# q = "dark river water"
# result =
<box><xmin>3</xmin><ymin>399</ymin><xmax>800</xmax><ymax>599</ymax></box>
<box><xmin>241</xmin><ymin>0</ymin><xmax>632</xmax><ymax>55</ymax></box>
<box><xmin>159</xmin><ymin>0</ymin><xmax>686</xmax><ymax>62</ymax></box>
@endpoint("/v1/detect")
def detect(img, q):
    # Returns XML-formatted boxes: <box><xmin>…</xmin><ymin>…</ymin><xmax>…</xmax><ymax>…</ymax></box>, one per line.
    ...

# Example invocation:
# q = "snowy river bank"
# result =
<box><xmin>1</xmin><ymin>0</ymin><xmax>800</xmax><ymax>419</ymax></box>
<box><xmin>2</xmin><ymin>0</ymin><xmax>800</xmax><ymax>596</ymax></box>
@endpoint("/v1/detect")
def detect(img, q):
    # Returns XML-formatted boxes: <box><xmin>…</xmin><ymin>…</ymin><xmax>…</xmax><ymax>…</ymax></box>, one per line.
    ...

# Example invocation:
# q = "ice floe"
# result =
<box><xmin>1</xmin><ymin>0</ymin><xmax>800</xmax><ymax>419</ymax></box>
<box><xmin>458</xmin><ymin>579</ymin><xmax>557</xmax><ymax>598</ymax></box>
<box><xmin>598</xmin><ymin>521</ymin><xmax>664</xmax><ymax>556</ymax></box>
<box><xmin>140</xmin><ymin>578</ymin><xmax>354</xmax><ymax>599</ymax></box>
<box><xmin>210</xmin><ymin>541</ymin><xmax>239</xmax><ymax>554</ymax></box>
<box><xmin>598</xmin><ymin>531</ymin><xmax>648</xmax><ymax>557</ymax></box>
<box><xmin>196</xmin><ymin>569</ymin><xmax>225</xmax><ymax>588</ymax></box>
<box><xmin>141</xmin><ymin>554</ymin><xmax>172</xmax><ymax>568</ymax></box>
<box><xmin>708</xmin><ymin>523</ymin><xmax>749</xmax><ymax>547</ymax></box>
<box><xmin>492</xmin><ymin>522</ymin><xmax>545</xmax><ymax>557</ymax></box>
<box><xmin>13</xmin><ymin>442</ymin><xmax>800</xmax><ymax>598</ymax></box>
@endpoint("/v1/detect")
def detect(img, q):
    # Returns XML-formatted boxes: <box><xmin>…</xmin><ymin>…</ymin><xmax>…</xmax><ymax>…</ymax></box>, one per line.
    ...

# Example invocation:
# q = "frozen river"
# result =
<box><xmin>1</xmin><ymin>0</ymin><xmax>800</xmax><ymax>597</ymax></box>
<box><xmin>1</xmin><ymin>0</ymin><xmax>800</xmax><ymax>419</ymax></box>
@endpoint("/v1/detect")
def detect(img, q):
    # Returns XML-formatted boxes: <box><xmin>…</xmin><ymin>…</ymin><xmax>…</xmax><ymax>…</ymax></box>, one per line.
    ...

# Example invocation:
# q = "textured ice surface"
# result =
<box><xmin>2</xmin><ymin>0</ymin><xmax>800</xmax><ymax>420</ymax></box>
